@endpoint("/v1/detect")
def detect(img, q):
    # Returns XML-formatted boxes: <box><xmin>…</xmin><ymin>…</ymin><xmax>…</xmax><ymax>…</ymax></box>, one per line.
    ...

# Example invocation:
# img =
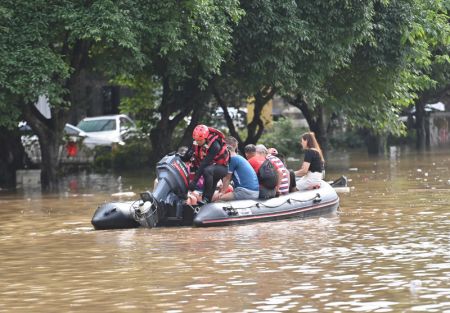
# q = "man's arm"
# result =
<box><xmin>217</xmin><ymin>173</ymin><xmax>234</xmax><ymax>201</ymax></box>
<box><xmin>276</xmin><ymin>168</ymin><xmax>283</xmax><ymax>194</ymax></box>
<box><xmin>193</xmin><ymin>141</ymin><xmax>221</xmax><ymax>182</ymax></box>
<box><xmin>219</xmin><ymin>173</ymin><xmax>233</xmax><ymax>194</ymax></box>
<box><xmin>179</xmin><ymin>147</ymin><xmax>194</xmax><ymax>162</ymax></box>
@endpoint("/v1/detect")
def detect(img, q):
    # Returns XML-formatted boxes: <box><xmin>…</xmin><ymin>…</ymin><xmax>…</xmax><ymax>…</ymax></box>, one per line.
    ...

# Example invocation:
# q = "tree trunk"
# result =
<box><xmin>244</xmin><ymin>87</ymin><xmax>275</xmax><ymax>146</ymax></box>
<box><xmin>415</xmin><ymin>100</ymin><xmax>426</xmax><ymax>151</ymax></box>
<box><xmin>149</xmin><ymin>78</ymin><xmax>212</xmax><ymax>162</ymax></box>
<box><xmin>149</xmin><ymin>78</ymin><xmax>176</xmax><ymax>162</ymax></box>
<box><xmin>425</xmin><ymin>114</ymin><xmax>431</xmax><ymax>149</ymax></box>
<box><xmin>287</xmin><ymin>94</ymin><xmax>329</xmax><ymax>156</ymax></box>
<box><xmin>0</xmin><ymin>128</ymin><xmax>26</xmax><ymax>188</ymax></box>
<box><xmin>212</xmin><ymin>86</ymin><xmax>245</xmax><ymax>150</ymax></box>
<box><xmin>307</xmin><ymin>106</ymin><xmax>328</xmax><ymax>154</ymax></box>
<box><xmin>39</xmin><ymin>131</ymin><xmax>62</xmax><ymax>191</ymax></box>
<box><xmin>17</xmin><ymin>38</ymin><xmax>90</xmax><ymax>191</ymax></box>
<box><xmin>178</xmin><ymin>101</ymin><xmax>207</xmax><ymax>148</ymax></box>
<box><xmin>150</xmin><ymin>125</ymin><xmax>176</xmax><ymax>162</ymax></box>
<box><xmin>23</xmin><ymin>103</ymin><xmax>67</xmax><ymax>192</ymax></box>
<box><xmin>366</xmin><ymin>132</ymin><xmax>386</xmax><ymax>155</ymax></box>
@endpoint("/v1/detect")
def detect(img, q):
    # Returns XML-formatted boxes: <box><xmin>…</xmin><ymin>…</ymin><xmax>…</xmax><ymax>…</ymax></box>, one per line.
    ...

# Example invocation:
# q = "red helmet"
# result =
<box><xmin>193</xmin><ymin>125</ymin><xmax>209</xmax><ymax>141</ymax></box>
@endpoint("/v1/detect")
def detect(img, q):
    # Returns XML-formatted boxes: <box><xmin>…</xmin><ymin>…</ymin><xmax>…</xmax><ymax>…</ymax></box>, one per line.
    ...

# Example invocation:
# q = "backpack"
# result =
<box><xmin>258</xmin><ymin>159</ymin><xmax>278</xmax><ymax>189</ymax></box>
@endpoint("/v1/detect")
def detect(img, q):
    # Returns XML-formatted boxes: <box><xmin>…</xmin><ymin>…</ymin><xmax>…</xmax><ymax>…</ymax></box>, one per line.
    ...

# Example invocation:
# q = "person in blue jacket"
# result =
<box><xmin>216</xmin><ymin>136</ymin><xmax>260</xmax><ymax>201</ymax></box>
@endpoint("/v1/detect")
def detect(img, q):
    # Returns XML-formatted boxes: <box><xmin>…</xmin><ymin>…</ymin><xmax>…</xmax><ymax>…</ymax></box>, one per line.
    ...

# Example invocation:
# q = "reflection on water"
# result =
<box><xmin>13</xmin><ymin>170</ymin><xmax>153</xmax><ymax>199</ymax></box>
<box><xmin>0</xmin><ymin>147</ymin><xmax>449</xmax><ymax>312</ymax></box>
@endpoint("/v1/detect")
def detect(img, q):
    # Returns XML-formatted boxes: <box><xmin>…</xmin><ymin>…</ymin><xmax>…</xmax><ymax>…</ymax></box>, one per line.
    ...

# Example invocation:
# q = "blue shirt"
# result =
<box><xmin>228</xmin><ymin>155</ymin><xmax>259</xmax><ymax>191</ymax></box>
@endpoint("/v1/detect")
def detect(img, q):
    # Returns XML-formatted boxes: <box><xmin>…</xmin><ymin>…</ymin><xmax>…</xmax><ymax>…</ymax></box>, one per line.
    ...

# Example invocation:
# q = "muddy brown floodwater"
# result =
<box><xmin>0</xmin><ymin>147</ymin><xmax>449</xmax><ymax>312</ymax></box>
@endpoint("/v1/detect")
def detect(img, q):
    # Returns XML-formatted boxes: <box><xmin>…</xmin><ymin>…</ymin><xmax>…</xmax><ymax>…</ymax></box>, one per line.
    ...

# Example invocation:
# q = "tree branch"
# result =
<box><xmin>213</xmin><ymin>86</ymin><xmax>242</xmax><ymax>143</ymax></box>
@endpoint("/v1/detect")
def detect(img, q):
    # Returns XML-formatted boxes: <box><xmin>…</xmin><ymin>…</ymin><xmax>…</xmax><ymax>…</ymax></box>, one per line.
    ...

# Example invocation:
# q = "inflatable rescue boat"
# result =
<box><xmin>91</xmin><ymin>154</ymin><xmax>344</xmax><ymax>230</ymax></box>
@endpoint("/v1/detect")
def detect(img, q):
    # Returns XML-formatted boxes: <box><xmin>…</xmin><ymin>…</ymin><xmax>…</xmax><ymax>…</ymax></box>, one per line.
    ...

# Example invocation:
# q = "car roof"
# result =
<box><xmin>81</xmin><ymin>114</ymin><xmax>131</xmax><ymax>121</ymax></box>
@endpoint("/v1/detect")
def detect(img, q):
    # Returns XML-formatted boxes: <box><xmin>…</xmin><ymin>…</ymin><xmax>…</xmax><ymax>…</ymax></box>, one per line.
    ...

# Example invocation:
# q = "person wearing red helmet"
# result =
<box><xmin>181</xmin><ymin>124</ymin><xmax>230</xmax><ymax>203</ymax></box>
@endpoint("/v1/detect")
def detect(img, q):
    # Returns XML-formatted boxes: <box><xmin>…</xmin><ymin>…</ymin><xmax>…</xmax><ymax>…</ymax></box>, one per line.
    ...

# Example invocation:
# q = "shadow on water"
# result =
<box><xmin>0</xmin><ymin>147</ymin><xmax>449</xmax><ymax>312</ymax></box>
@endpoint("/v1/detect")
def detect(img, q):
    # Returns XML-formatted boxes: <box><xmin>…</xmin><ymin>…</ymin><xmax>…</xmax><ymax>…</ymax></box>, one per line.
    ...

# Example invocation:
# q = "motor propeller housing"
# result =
<box><xmin>91</xmin><ymin>154</ymin><xmax>191</xmax><ymax>230</ymax></box>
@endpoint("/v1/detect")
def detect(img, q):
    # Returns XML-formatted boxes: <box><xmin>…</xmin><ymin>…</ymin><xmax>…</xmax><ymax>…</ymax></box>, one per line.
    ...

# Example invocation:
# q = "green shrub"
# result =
<box><xmin>93</xmin><ymin>137</ymin><xmax>152</xmax><ymax>170</ymax></box>
<box><xmin>112</xmin><ymin>137</ymin><xmax>152</xmax><ymax>170</ymax></box>
<box><xmin>258</xmin><ymin>118</ymin><xmax>308</xmax><ymax>157</ymax></box>
<box><xmin>92</xmin><ymin>146</ymin><xmax>113</xmax><ymax>170</ymax></box>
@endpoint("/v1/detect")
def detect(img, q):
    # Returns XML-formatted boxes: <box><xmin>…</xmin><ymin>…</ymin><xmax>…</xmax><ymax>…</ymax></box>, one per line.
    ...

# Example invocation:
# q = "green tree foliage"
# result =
<box><xmin>116</xmin><ymin>75</ymin><xmax>162</xmax><ymax>135</ymax></box>
<box><xmin>0</xmin><ymin>0</ymin><xmax>143</xmax><ymax>108</ymax></box>
<box><xmin>282</xmin><ymin>0</ymin><xmax>449</xmax><ymax>155</ymax></box>
<box><xmin>323</xmin><ymin>0</ymin><xmax>450</xmax><ymax>141</ymax></box>
<box><xmin>258</xmin><ymin>118</ymin><xmax>307</xmax><ymax>158</ymax></box>
<box><xmin>214</xmin><ymin>0</ymin><xmax>375</xmax><ymax>147</ymax></box>
<box><xmin>139</xmin><ymin>1</ymin><xmax>242</xmax><ymax>85</ymax></box>
<box><xmin>0</xmin><ymin>0</ymin><xmax>145</xmax><ymax>190</ymax></box>
<box><xmin>1</xmin><ymin>0</ymin><xmax>448</xmax><ymax>186</ymax></box>
<box><xmin>125</xmin><ymin>1</ymin><xmax>243</xmax><ymax>159</ymax></box>
<box><xmin>0</xmin><ymin>0</ymin><xmax>242</xmax><ymax>187</ymax></box>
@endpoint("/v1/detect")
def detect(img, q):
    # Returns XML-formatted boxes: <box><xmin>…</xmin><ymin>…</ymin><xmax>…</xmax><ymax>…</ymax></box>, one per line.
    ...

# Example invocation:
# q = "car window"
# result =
<box><xmin>120</xmin><ymin>117</ymin><xmax>133</xmax><ymax>130</ymax></box>
<box><xmin>64</xmin><ymin>125</ymin><xmax>80</xmax><ymax>136</ymax></box>
<box><xmin>77</xmin><ymin>119</ymin><xmax>116</xmax><ymax>132</ymax></box>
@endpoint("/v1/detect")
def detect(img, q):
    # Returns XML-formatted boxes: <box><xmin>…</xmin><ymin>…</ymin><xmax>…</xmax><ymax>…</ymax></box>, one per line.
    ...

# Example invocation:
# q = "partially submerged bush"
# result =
<box><xmin>93</xmin><ymin>137</ymin><xmax>152</xmax><ymax>170</ymax></box>
<box><xmin>329</xmin><ymin>130</ymin><xmax>366</xmax><ymax>149</ymax></box>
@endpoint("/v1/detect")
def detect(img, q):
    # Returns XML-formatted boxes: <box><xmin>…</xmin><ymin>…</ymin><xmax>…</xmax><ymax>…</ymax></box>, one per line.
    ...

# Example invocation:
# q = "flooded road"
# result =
<box><xmin>0</xmin><ymin>147</ymin><xmax>449</xmax><ymax>312</ymax></box>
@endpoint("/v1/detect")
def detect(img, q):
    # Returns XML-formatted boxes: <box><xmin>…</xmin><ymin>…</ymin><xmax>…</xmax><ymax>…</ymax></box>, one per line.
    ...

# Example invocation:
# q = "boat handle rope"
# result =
<box><xmin>223</xmin><ymin>193</ymin><xmax>321</xmax><ymax>210</ymax></box>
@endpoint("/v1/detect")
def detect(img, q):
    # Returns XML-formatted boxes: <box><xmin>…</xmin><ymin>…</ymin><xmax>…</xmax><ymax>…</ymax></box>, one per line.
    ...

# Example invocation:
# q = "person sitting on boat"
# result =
<box><xmin>266</xmin><ymin>147</ymin><xmax>290</xmax><ymax>196</ymax></box>
<box><xmin>181</xmin><ymin>125</ymin><xmax>230</xmax><ymax>204</ymax></box>
<box><xmin>244</xmin><ymin>144</ymin><xmax>257</xmax><ymax>161</ymax></box>
<box><xmin>268</xmin><ymin>147</ymin><xmax>278</xmax><ymax>157</ymax></box>
<box><xmin>255</xmin><ymin>145</ymin><xmax>289</xmax><ymax>196</ymax></box>
<box><xmin>245</xmin><ymin>144</ymin><xmax>278</xmax><ymax>199</ymax></box>
<box><xmin>294</xmin><ymin>132</ymin><xmax>324</xmax><ymax>190</ymax></box>
<box><xmin>268</xmin><ymin>148</ymin><xmax>287</xmax><ymax>167</ymax></box>
<box><xmin>216</xmin><ymin>137</ymin><xmax>259</xmax><ymax>201</ymax></box>
<box><xmin>268</xmin><ymin>147</ymin><xmax>297</xmax><ymax>193</ymax></box>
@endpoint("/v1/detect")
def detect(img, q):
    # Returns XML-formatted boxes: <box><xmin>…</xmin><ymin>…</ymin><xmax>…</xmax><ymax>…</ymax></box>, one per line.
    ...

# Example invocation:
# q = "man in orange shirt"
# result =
<box><xmin>244</xmin><ymin>144</ymin><xmax>277</xmax><ymax>199</ymax></box>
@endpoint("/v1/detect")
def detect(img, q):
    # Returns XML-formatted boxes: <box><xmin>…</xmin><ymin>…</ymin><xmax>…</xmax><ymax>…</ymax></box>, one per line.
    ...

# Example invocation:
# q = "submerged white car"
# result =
<box><xmin>64</xmin><ymin>123</ymin><xmax>115</xmax><ymax>149</ymax></box>
<box><xmin>20</xmin><ymin>115</ymin><xmax>136</xmax><ymax>164</ymax></box>
<box><xmin>20</xmin><ymin>123</ymin><xmax>114</xmax><ymax>164</ymax></box>
<box><xmin>76</xmin><ymin>114</ymin><xmax>137</xmax><ymax>146</ymax></box>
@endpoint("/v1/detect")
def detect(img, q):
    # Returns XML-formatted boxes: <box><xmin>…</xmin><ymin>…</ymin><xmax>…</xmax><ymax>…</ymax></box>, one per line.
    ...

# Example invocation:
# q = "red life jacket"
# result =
<box><xmin>193</xmin><ymin>127</ymin><xmax>229</xmax><ymax>166</ymax></box>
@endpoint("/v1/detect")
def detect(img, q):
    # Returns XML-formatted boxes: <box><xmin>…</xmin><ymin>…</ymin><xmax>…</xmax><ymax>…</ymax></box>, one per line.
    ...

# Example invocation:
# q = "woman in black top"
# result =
<box><xmin>294</xmin><ymin>132</ymin><xmax>324</xmax><ymax>190</ymax></box>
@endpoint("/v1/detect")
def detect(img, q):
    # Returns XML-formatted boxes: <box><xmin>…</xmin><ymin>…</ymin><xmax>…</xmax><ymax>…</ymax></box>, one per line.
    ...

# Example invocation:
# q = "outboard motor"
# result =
<box><xmin>134</xmin><ymin>153</ymin><xmax>189</xmax><ymax>227</ymax></box>
<box><xmin>152</xmin><ymin>153</ymin><xmax>189</xmax><ymax>202</ymax></box>
<box><xmin>91</xmin><ymin>153</ymin><xmax>189</xmax><ymax>230</ymax></box>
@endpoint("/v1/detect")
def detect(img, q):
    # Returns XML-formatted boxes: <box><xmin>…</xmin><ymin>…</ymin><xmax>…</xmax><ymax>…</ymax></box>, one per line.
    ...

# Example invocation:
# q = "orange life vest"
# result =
<box><xmin>193</xmin><ymin>127</ymin><xmax>229</xmax><ymax>166</ymax></box>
